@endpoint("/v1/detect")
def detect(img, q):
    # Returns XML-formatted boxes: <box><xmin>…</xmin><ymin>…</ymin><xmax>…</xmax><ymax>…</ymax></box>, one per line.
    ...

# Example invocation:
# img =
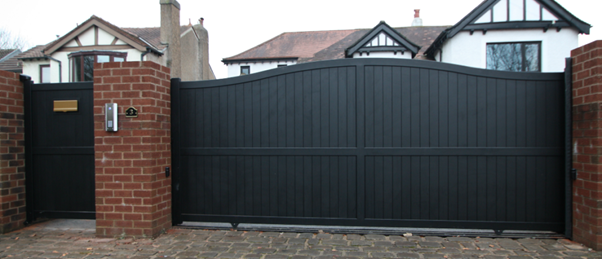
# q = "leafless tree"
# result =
<box><xmin>0</xmin><ymin>27</ymin><xmax>27</xmax><ymax>50</ymax></box>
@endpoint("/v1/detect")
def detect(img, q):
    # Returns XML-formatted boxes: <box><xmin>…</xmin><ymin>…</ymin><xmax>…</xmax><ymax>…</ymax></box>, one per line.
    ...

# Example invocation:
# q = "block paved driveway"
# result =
<box><xmin>0</xmin><ymin>220</ymin><xmax>600</xmax><ymax>258</ymax></box>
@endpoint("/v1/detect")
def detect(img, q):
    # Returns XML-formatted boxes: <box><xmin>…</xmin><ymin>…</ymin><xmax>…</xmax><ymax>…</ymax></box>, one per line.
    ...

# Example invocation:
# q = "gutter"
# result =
<box><xmin>140</xmin><ymin>46</ymin><xmax>163</xmax><ymax>61</ymax></box>
<box><xmin>44</xmin><ymin>55</ymin><xmax>62</xmax><ymax>83</ymax></box>
<box><xmin>140</xmin><ymin>47</ymin><xmax>152</xmax><ymax>61</ymax></box>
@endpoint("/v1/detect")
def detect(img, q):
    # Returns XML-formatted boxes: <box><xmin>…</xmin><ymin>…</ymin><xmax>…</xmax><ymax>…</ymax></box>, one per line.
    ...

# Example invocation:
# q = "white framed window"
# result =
<box><xmin>40</xmin><ymin>65</ymin><xmax>50</xmax><ymax>83</ymax></box>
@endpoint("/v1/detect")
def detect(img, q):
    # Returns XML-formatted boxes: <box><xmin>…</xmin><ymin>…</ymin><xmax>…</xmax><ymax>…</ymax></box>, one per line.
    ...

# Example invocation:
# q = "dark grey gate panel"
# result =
<box><xmin>24</xmin><ymin>82</ymin><xmax>95</xmax><ymax>221</ymax></box>
<box><xmin>172</xmin><ymin>58</ymin><xmax>567</xmax><ymax>233</ymax></box>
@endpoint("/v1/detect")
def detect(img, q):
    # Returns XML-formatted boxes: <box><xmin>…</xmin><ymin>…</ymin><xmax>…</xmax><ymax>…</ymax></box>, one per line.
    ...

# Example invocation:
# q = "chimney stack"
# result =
<box><xmin>160</xmin><ymin>0</ymin><xmax>181</xmax><ymax>78</ymax></box>
<box><xmin>412</xmin><ymin>9</ymin><xmax>423</xmax><ymax>26</ymax></box>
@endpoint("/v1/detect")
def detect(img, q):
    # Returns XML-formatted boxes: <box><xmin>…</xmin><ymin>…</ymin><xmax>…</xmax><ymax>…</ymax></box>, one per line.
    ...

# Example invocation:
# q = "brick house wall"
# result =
<box><xmin>572</xmin><ymin>40</ymin><xmax>602</xmax><ymax>250</ymax></box>
<box><xmin>0</xmin><ymin>71</ymin><xmax>26</xmax><ymax>233</ymax></box>
<box><xmin>93</xmin><ymin>61</ymin><xmax>171</xmax><ymax>238</ymax></box>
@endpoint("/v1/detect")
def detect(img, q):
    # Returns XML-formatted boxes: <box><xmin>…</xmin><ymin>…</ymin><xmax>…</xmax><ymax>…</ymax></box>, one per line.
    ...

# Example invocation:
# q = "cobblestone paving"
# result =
<box><xmin>1</xmin><ymin>226</ymin><xmax>601</xmax><ymax>258</ymax></box>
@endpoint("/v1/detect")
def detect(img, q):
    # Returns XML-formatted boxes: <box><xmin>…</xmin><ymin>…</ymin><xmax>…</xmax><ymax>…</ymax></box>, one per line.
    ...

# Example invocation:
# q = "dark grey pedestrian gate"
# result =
<box><xmin>24</xmin><ymin>81</ymin><xmax>95</xmax><ymax>222</ymax></box>
<box><xmin>171</xmin><ymin>58</ymin><xmax>571</xmax><ymax>234</ymax></box>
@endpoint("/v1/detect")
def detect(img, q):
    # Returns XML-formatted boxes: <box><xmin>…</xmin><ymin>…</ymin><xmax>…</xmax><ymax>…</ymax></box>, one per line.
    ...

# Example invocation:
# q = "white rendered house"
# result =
<box><xmin>222</xmin><ymin>0</ymin><xmax>590</xmax><ymax>77</ymax></box>
<box><xmin>18</xmin><ymin>0</ymin><xmax>214</xmax><ymax>83</ymax></box>
<box><xmin>424</xmin><ymin>0</ymin><xmax>591</xmax><ymax>72</ymax></box>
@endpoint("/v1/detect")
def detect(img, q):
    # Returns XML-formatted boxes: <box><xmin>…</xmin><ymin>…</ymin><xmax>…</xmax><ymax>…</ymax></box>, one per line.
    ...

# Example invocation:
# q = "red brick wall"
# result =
<box><xmin>572</xmin><ymin>40</ymin><xmax>602</xmax><ymax>250</ymax></box>
<box><xmin>0</xmin><ymin>70</ymin><xmax>26</xmax><ymax>233</ymax></box>
<box><xmin>93</xmin><ymin>61</ymin><xmax>171</xmax><ymax>238</ymax></box>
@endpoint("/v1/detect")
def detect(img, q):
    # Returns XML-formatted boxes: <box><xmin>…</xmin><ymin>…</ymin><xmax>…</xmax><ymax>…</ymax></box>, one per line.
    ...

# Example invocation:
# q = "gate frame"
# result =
<box><xmin>564</xmin><ymin>57</ymin><xmax>573</xmax><ymax>239</ymax></box>
<box><xmin>23</xmin><ymin>81</ymin><xmax>96</xmax><ymax>223</ymax></box>
<box><xmin>171</xmin><ymin>58</ymin><xmax>571</xmax><ymax>234</ymax></box>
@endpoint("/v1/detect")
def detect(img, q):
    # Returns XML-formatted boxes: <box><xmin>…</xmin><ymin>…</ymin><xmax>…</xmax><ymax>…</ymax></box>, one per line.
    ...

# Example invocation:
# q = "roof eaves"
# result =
<box><xmin>136</xmin><ymin>36</ymin><xmax>163</xmax><ymax>55</ymax></box>
<box><xmin>222</xmin><ymin>57</ymin><xmax>299</xmax><ymax>64</ymax></box>
<box><xmin>424</xmin><ymin>28</ymin><xmax>451</xmax><ymax>60</ymax></box>
<box><xmin>446</xmin><ymin>0</ymin><xmax>500</xmax><ymax>39</ymax></box>
<box><xmin>538</xmin><ymin>0</ymin><xmax>591</xmax><ymax>34</ymax></box>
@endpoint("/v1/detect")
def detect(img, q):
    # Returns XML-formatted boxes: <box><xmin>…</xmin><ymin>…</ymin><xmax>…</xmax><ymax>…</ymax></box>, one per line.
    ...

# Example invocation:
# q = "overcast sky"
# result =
<box><xmin>1</xmin><ymin>0</ymin><xmax>599</xmax><ymax>79</ymax></box>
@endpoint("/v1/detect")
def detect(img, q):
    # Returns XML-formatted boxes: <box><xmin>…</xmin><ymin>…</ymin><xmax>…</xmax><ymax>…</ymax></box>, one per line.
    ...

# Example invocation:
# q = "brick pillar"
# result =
<box><xmin>572</xmin><ymin>40</ymin><xmax>602</xmax><ymax>250</ymax></box>
<box><xmin>0</xmin><ymin>71</ymin><xmax>26</xmax><ymax>233</ymax></box>
<box><xmin>93</xmin><ymin>61</ymin><xmax>171</xmax><ymax>238</ymax></box>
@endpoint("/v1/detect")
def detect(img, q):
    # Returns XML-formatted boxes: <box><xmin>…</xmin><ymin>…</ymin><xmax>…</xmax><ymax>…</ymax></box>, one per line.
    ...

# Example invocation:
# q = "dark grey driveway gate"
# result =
<box><xmin>172</xmin><ymin>58</ymin><xmax>571</xmax><ymax>234</ymax></box>
<box><xmin>24</xmin><ymin>81</ymin><xmax>95</xmax><ymax>222</ymax></box>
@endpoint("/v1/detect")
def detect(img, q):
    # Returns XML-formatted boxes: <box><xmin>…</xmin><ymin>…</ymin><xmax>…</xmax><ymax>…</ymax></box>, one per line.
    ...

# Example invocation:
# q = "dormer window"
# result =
<box><xmin>70</xmin><ymin>51</ymin><xmax>127</xmax><ymax>82</ymax></box>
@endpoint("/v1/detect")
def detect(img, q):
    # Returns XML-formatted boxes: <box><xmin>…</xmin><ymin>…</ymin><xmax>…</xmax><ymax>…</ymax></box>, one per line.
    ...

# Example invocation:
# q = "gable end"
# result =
<box><xmin>452</xmin><ymin>0</ymin><xmax>590</xmax><ymax>36</ymax></box>
<box><xmin>43</xmin><ymin>16</ymin><xmax>155</xmax><ymax>55</ymax></box>
<box><xmin>345</xmin><ymin>21</ymin><xmax>421</xmax><ymax>58</ymax></box>
<box><xmin>424</xmin><ymin>0</ymin><xmax>591</xmax><ymax>59</ymax></box>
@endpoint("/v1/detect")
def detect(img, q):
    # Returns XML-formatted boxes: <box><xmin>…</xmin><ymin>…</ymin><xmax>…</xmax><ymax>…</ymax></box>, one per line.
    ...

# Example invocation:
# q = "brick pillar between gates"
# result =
<box><xmin>0</xmin><ymin>71</ymin><xmax>26</xmax><ymax>233</ymax></box>
<box><xmin>93</xmin><ymin>61</ymin><xmax>171</xmax><ymax>238</ymax></box>
<box><xmin>572</xmin><ymin>40</ymin><xmax>602</xmax><ymax>250</ymax></box>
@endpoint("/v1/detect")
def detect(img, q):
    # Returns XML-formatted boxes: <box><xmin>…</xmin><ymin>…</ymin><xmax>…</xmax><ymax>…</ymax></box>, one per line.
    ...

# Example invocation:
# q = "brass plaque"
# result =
<box><xmin>53</xmin><ymin>100</ymin><xmax>78</xmax><ymax>112</ymax></box>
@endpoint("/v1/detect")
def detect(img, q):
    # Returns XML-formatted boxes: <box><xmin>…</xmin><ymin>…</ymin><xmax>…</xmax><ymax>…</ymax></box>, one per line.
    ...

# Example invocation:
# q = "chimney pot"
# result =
<box><xmin>200</xmin><ymin>17</ymin><xmax>204</xmax><ymax>26</ymax></box>
<box><xmin>412</xmin><ymin>9</ymin><xmax>423</xmax><ymax>26</ymax></box>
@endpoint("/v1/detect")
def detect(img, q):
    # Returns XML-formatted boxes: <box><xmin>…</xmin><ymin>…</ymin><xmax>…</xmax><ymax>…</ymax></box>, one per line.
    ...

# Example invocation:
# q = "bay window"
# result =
<box><xmin>70</xmin><ymin>51</ymin><xmax>127</xmax><ymax>82</ymax></box>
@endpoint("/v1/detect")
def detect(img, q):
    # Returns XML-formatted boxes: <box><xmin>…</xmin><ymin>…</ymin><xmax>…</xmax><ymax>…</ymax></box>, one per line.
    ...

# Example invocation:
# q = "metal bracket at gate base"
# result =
<box><xmin>494</xmin><ymin>229</ymin><xmax>504</xmax><ymax>235</ymax></box>
<box><xmin>231</xmin><ymin>222</ymin><xmax>239</xmax><ymax>229</ymax></box>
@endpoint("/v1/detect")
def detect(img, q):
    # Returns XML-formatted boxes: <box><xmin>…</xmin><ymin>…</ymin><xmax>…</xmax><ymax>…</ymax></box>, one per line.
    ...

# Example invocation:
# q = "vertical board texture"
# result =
<box><xmin>173</xmin><ymin>59</ymin><xmax>566</xmax><ymax>232</ymax></box>
<box><xmin>27</xmin><ymin>82</ymin><xmax>95</xmax><ymax>220</ymax></box>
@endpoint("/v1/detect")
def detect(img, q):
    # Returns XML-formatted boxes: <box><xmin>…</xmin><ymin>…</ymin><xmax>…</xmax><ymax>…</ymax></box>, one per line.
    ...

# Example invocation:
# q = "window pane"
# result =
<box><xmin>524</xmin><ymin>43</ymin><xmax>540</xmax><ymax>71</ymax></box>
<box><xmin>73</xmin><ymin>57</ymin><xmax>82</xmax><ymax>82</ymax></box>
<box><xmin>84</xmin><ymin>56</ymin><xmax>94</xmax><ymax>81</ymax></box>
<box><xmin>114</xmin><ymin>57</ymin><xmax>125</xmax><ymax>62</ymax></box>
<box><xmin>487</xmin><ymin>42</ymin><xmax>540</xmax><ymax>72</ymax></box>
<box><xmin>97</xmin><ymin>55</ymin><xmax>110</xmax><ymax>63</ymax></box>
<box><xmin>487</xmin><ymin>43</ymin><xmax>522</xmax><ymax>72</ymax></box>
<box><xmin>240</xmin><ymin>66</ymin><xmax>250</xmax><ymax>75</ymax></box>
<box><xmin>41</xmin><ymin>66</ymin><xmax>50</xmax><ymax>83</ymax></box>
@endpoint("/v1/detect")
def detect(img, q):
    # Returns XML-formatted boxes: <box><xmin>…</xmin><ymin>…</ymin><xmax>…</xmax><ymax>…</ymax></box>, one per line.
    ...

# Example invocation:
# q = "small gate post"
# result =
<box><xmin>93</xmin><ymin>61</ymin><xmax>172</xmax><ymax>238</ymax></box>
<box><xmin>571</xmin><ymin>40</ymin><xmax>602</xmax><ymax>250</ymax></box>
<box><xmin>0</xmin><ymin>71</ymin><xmax>27</xmax><ymax>233</ymax></box>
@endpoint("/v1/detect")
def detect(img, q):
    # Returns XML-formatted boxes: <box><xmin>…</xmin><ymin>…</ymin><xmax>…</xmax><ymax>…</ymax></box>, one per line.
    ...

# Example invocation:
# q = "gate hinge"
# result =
<box><xmin>571</xmin><ymin>168</ymin><xmax>577</xmax><ymax>181</ymax></box>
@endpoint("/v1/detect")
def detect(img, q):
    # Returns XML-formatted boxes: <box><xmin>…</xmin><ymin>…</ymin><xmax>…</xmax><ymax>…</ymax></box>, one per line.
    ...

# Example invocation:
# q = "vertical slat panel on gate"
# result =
<box><xmin>172</xmin><ymin>58</ymin><xmax>568</xmax><ymax>234</ymax></box>
<box><xmin>25</xmin><ymin>82</ymin><xmax>95</xmax><ymax>222</ymax></box>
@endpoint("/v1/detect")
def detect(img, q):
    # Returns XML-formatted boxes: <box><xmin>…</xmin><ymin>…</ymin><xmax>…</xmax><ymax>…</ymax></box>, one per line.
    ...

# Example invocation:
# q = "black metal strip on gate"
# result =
<box><xmin>564</xmin><ymin>57</ymin><xmax>573</xmax><ymax>239</ymax></box>
<box><xmin>172</xmin><ymin>58</ymin><xmax>568</xmax><ymax>234</ymax></box>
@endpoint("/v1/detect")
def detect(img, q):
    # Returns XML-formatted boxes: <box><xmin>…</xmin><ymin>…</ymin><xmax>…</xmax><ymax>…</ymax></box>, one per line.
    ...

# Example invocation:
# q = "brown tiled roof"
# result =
<box><xmin>16</xmin><ymin>45</ymin><xmax>47</xmax><ymax>60</ymax></box>
<box><xmin>223</xmin><ymin>26</ymin><xmax>450</xmax><ymax>63</ymax></box>
<box><xmin>122</xmin><ymin>26</ymin><xmax>192</xmax><ymax>51</ymax></box>
<box><xmin>396</xmin><ymin>26</ymin><xmax>450</xmax><ymax>54</ymax></box>
<box><xmin>223</xmin><ymin>30</ymin><xmax>358</xmax><ymax>61</ymax></box>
